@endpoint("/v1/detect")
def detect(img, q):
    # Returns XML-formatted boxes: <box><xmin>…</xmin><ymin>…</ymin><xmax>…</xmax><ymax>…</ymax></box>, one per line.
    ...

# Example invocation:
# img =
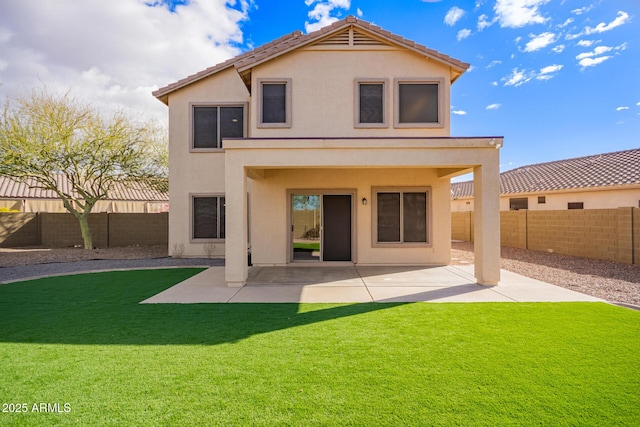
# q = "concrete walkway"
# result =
<box><xmin>141</xmin><ymin>265</ymin><xmax>603</xmax><ymax>304</ymax></box>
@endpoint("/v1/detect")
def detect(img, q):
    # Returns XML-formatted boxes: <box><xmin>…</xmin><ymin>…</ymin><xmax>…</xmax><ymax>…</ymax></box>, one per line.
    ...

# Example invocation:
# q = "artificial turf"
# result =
<box><xmin>0</xmin><ymin>269</ymin><xmax>638</xmax><ymax>426</ymax></box>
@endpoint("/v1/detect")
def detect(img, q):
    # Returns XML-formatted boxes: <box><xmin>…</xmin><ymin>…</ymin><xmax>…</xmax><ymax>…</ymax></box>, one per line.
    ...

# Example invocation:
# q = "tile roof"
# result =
<box><xmin>153</xmin><ymin>15</ymin><xmax>470</xmax><ymax>104</ymax></box>
<box><xmin>0</xmin><ymin>175</ymin><xmax>168</xmax><ymax>201</ymax></box>
<box><xmin>451</xmin><ymin>148</ymin><xmax>640</xmax><ymax>198</ymax></box>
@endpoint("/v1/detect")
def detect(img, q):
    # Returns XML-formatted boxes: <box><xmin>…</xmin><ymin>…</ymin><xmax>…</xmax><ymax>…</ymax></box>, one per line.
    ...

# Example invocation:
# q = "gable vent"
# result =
<box><xmin>317</xmin><ymin>29</ymin><xmax>350</xmax><ymax>46</ymax></box>
<box><xmin>353</xmin><ymin>30</ymin><xmax>387</xmax><ymax>46</ymax></box>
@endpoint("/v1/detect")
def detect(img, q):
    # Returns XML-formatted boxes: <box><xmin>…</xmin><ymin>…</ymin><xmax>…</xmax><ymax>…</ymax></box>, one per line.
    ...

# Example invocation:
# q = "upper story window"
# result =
<box><xmin>355</xmin><ymin>79</ymin><xmax>388</xmax><ymax>128</ymax></box>
<box><xmin>192</xmin><ymin>104</ymin><xmax>245</xmax><ymax>150</ymax></box>
<box><xmin>258</xmin><ymin>78</ymin><xmax>292</xmax><ymax>128</ymax></box>
<box><xmin>394</xmin><ymin>79</ymin><xmax>444</xmax><ymax>128</ymax></box>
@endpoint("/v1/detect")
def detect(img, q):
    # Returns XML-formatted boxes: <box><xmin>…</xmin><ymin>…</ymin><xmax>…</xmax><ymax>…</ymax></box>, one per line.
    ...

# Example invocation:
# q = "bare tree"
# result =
<box><xmin>0</xmin><ymin>88</ymin><xmax>167</xmax><ymax>249</ymax></box>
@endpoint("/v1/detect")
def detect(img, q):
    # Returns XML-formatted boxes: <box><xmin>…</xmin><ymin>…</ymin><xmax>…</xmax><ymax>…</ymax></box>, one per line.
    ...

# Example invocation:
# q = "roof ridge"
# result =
<box><xmin>153</xmin><ymin>15</ymin><xmax>469</xmax><ymax>103</ymax></box>
<box><xmin>504</xmin><ymin>147</ymin><xmax>640</xmax><ymax>174</ymax></box>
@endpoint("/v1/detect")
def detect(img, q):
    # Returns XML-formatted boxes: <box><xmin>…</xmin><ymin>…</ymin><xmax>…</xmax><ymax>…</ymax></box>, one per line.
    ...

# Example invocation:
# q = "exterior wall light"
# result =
<box><xmin>362</xmin><ymin>198</ymin><xmax>367</xmax><ymax>205</ymax></box>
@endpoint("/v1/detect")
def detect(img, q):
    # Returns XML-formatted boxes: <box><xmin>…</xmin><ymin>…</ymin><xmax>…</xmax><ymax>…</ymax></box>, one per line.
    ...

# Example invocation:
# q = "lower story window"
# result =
<box><xmin>375</xmin><ymin>189</ymin><xmax>429</xmax><ymax>244</ymax></box>
<box><xmin>193</xmin><ymin>195</ymin><xmax>225</xmax><ymax>240</ymax></box>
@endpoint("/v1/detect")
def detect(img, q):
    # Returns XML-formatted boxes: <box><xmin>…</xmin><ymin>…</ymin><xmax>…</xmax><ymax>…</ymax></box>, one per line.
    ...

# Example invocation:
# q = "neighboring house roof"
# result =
<box><xmin>451</xmin><ymin>148</ymin><xmax>640</xmax><ymax>199</ymax></box>
<box><xmin>0</xmin><ymin>176</ymin><xmax>169</xmax><ymax>202</ymax></box>
<box><xmin>153</xmin><ymin>15</ymin><xmax>470</xmax><ymax>104</ymax></box>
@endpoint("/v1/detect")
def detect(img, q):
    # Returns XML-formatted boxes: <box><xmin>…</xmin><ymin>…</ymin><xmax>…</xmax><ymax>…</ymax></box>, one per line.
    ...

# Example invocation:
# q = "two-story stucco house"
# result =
<box><xmin>153</xmin><ymin>16</ymin><xmax>503</xmax><ymax>287</ymax></box>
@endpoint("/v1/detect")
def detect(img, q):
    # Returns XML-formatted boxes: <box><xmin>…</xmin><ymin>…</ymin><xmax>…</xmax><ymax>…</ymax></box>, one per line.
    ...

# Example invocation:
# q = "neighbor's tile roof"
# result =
<box><xmin>153</xmin><ymin>15</ymin><xmax>469</xmax><ymax>103</ymax></box>
<box><xmin>451</xmin><ymin>148</ymin><xmax>640</xmax><ymax>198</ymax></box>
<box><xmin>0</xmin><ymin>175</ymin><xmax>168</xmax><ymax>201</ymax></box>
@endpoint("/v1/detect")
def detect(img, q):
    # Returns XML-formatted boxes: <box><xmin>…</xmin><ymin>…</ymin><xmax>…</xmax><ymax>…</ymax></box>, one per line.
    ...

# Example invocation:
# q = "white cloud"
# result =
<box><xmin>539</xmin><ymin>64</ymin><xmax>563</xmax><ymax>74</ymax></box>
<box><xmin>558</xmin><ymin>17</ymin><xmax>574</xmax><ymax>28</ymax></box>
<box><xmin>457</xmin><ymin>28</ymin><xmax>472</xmax><ymax>41</ymax></box>
<box><xmin>576</xmin><ymin>45</ymin><xmax>613</xmax><ymax>60</ymax></box>
<box><xmin>490</xmin><ymin>81</ymin><xmax>498</xmax><ymax>86</ymax></box>
<box><xmin>577</xmin><ymin>40</ymin><xmax>596</xmax><ymax>47</ymax></box>
<box><xmin>477</xmin><ymin>14</ymin><xmax>496</xmax><ymax>31</ymax></box>
<box><xmin>572</xmin><ymin>5</ymin><xmax>594</xmax><ymax>15</ymax></box>
<box><xmin>486</xmin><ymin>60</ymin><xmax>502</xmax><ymax>69</ymax></box>
<box><xmin>552</xmin><ymin>44</ymin><xmax>565</xmax><ymax>53</ymax></box>
<box><xmin>616</xmin><ymin>106</ymin><xmax>629</xmax><ymax>111</ymax></box>
<box><xmin>503</xmin><ymin>68</ymin><xmax>531</xmax><ymax>86</ymax></box>
<box><xmin>305</xmin><ymin>0</ymin><xmax>351</xmax><ymax>33</ymax></box>
<box><xmin>578</xmin><ymin>56</ymin><xmax>612</xmax><ymax>68</ymax></box>
<box><xmin>502</xmin><ymin>64</ymin><xmax>562</xmax><ymax>86</ymax></box>
<box><xmin>452</xmin><ymin>110</ymin><xmax>467</xmax><ymax>115</ymax></box>
<box><xmin>523</xmin><ymin>32</ymin><xmax>556</xmax><ymax>52</ymax></box>
<box><xmin>637</xmin><ymin>102</ymin><xmax>640</xmax><ymax>106</ymax></box>
<box><xmin>494</xmin><ymin>0</ymin><xmax>550</xmax><ymax>28</ymax></box>
<box><xmin>486</xmin><ymin>103</ymin><xmax>501</xmax><ymax>110</ymax></box>
<box><xmin>445</xmin><ymin>6</ymin><xmax>465</xmax><ymax>26</ymax></box>
<box><xmin>0</xmin><ymin>0</ymin><xmax>251</xmax><ymax>121</ymax></box>
<box><xmin>584</xmin><ymin>11</ymin><xmax>630</xmax><ymax>34</ymax></box>
<box><xmin>575</xmin><ymin>43</ymin><xmax>626</xmax><ymax>69</ymax></box>
<box><xmin>356</xmin><ymin>8</ymin><xmax>363</xmax><ymax>17</ymax></box>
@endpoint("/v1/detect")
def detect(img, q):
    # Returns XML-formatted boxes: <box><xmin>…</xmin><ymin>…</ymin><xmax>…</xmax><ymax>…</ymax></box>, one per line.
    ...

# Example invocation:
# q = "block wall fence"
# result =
<box><xmin>452</xmin><ymin>208</ymin><xmax>640</xmax><ymax>265</ymax></box>
<box><xmin>0</xmin><ymin>212</ymin><xmax>168</xmax><ymax>248</ymax></box>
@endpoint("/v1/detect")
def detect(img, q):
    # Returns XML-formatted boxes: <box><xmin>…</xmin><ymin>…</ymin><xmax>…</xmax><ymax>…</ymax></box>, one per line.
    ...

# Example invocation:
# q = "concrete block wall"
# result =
<box><xmin>108</xmin><ymin>212</ymin><xmax>168</xmax><ymax>246</ymax></box>
<box><xmin>0</xmin><ymin>212</ymin><xmax>168</xmax><ymax>248</ymax></box>
<box><xmin>451</xmin><ymin>208</ymin><xmax>639</xmax><ymax>264</ymax></box>
<box><xmin>451</xmin><ymin>212</ymin><xmax>473</xmax><ymax>242</ymax></box>
<box><xmin>0</xmin><ymin>213</ymin><xmax>40</xmax><ymax>247</ymax></box>
<box><xmin>40</xmin><ymin>213</ymin><xmax>109</xmax><ymax>248</ymax></box>
<box><xmin>500</xmin><ymin>210</ymin><xmax>527</xmax><ymax>249</ymax></box>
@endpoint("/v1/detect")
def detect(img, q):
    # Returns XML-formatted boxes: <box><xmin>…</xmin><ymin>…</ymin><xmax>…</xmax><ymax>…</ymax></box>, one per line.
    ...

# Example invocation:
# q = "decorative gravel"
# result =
<box><xmin>452</xmin><ymin>242</ymin><xmax>640</xmax><ymax>306</ymax></box>
<box><xmin>0</xmin><ymin>246</ymin><xmax>222</xmax><ymax>283</ymax></box>
<box><xmin>1</xmin><ymin>244</ymin><xmax>638</xmax><ymax>306</ymax></box>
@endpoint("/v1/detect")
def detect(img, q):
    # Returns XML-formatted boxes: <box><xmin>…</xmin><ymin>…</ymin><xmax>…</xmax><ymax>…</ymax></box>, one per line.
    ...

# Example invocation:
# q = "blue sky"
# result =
<box><xmin>1</xmin><ymin>0</ymin><xmax>638</xmax><ymax>175</ymax></box>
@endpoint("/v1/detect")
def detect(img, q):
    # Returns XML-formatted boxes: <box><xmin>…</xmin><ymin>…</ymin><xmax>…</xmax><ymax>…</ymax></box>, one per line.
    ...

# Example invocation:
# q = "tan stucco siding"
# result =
<box><xmin>250</xmin><ymin>48</ymin><xmax>452</xmax><ymax>138</ymax></box>
<box><xmin>249</xmin><ymin>167</ymin><xmax>451</xmax><ymax>265</ymax></box>
<box><xmin>167</xmin><ymin>68</ymin><xmax>250</xmax><ymax>257</ymax></box>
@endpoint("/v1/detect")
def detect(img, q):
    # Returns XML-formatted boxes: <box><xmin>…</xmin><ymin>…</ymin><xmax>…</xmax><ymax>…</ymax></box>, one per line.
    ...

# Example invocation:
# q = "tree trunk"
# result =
<box><xmin>78</xmin><ymin>214</ymin><xmax>93</xmax><ymax>250</ymax></box>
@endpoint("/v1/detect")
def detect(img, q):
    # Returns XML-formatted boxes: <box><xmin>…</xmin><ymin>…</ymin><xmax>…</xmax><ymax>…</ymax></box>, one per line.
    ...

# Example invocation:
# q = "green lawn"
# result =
<box><xmin>1</xmin><ymin>269</ymin><xmax>638</xmax><ymax>426</ymax></box>
<box><xmin>293</xmin><ymin>242</ymin><xmax>320</xmax><ymax>251</ymax></box>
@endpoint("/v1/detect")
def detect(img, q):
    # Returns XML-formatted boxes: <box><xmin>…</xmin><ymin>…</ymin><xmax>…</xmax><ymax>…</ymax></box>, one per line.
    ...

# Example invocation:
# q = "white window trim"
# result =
<box><xmin>393</xmin><ymin>78</ymin><xmax>445</xmax><ymax>129</ymax></box>
<box><xmin>354</xmin><ymin>78</ymin><xmax>389</xmax><ymax>128</ymax></box>
<box><xmin>371</xmin><ymin>186</ymin><xmax>432</xmax><ymax>248</ymax></box>
<box><xmin>190</xmin><ymin>103</ymin><xmax>247</xmax><ymax>153</ymax></box>
<box><xmin>190</xmin><ymin>193</ymin><xmax>226</xmax><ymax>243</ymax></box>
<box><xmin>257</xmin><ymin>78</ymin><xmax>292</xmax><ymax>128</ymax></box>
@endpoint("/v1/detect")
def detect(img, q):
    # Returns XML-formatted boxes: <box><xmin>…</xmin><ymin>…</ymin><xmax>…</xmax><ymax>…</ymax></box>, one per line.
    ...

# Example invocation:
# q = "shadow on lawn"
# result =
<box><xmin>0</xmin><ymin>268</ymin><xmax>407</xmax><ymax>345</ymax></box>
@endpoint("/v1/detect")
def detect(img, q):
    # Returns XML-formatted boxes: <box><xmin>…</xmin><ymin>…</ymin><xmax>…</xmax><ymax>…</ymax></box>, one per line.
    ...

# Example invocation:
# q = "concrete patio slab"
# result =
<box><xmin>141</xmin><ymin>265</ymin><xmax>604</xmax><ymax>304</ymax></box>
<box><xmin>453</xmin><ymin>266</ymin><xmax>603</xmax><ymax>303</ymax></box>
<box><xmin>368</xmin><ymin>285</ymin><xmax>515</xmax><ymax>303</ymax></box>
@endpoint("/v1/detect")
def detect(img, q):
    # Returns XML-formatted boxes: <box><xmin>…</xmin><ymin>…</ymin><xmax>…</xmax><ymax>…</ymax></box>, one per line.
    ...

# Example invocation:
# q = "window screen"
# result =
<box><xmin>568</xmin><ymin>202</ymin><xmax>584</xmax><ymax>210</ymax></box>
<box><xmin>262</xmin><ymin>83</ymin><xmax>286</xmax><ymax>123</ymax></box>
<box><xmin>193</xmin><ymin>106</ymin><xmax>243</xmax><ymax>149</ymax></box>
<box><xmin>509</xmin><ymin>198</ymin><xmax>529</xmax><ymax>210</ymax></box>
<box><xmin>376</xmin><ymin>191</ymin><xmax>428</xmax><ymax>244</ymax></box>
<box><xmin>220</xmin><ymin>107</ymin><xmax>244</xmax><ymax>142</ymax></box>
<box><xmin>398</xmin><ymin>83</ymin><xmax>439</xmax><ymax>123</ymax></box>
<box><xmin>193</xmin><ymin>107</ymin><xmax>218</xmax><ymax>149</ymax></box>
<box><xmin>359</xmin><ymin>83</ymin><xmax>383</xmax><ymax>124</ymax></box>
<box><xmin>193</xmin><ymin>196</ymin><xmax>225</xmax><ymax>239</ymax></box>
<box><xmin>403</xmin><ymin>192</ymin><xmax>427</xmax><ymax>242</ymax></box>
<box><xmin>377</xmin><ymin>193</ymin><xmax>401</xmax><ymax>242</ymax></box>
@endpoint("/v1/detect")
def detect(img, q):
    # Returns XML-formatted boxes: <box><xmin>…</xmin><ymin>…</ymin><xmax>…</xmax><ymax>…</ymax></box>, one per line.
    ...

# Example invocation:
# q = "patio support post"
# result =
<box><xmin>225</xmin><ymin>158</ymin><xmax>248</xmax><ymax>287</ymax></box>
<box><xmin>473</xmin><ymin>160</ymin><xmax>501</xmax><ymax>285</ymax></box>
